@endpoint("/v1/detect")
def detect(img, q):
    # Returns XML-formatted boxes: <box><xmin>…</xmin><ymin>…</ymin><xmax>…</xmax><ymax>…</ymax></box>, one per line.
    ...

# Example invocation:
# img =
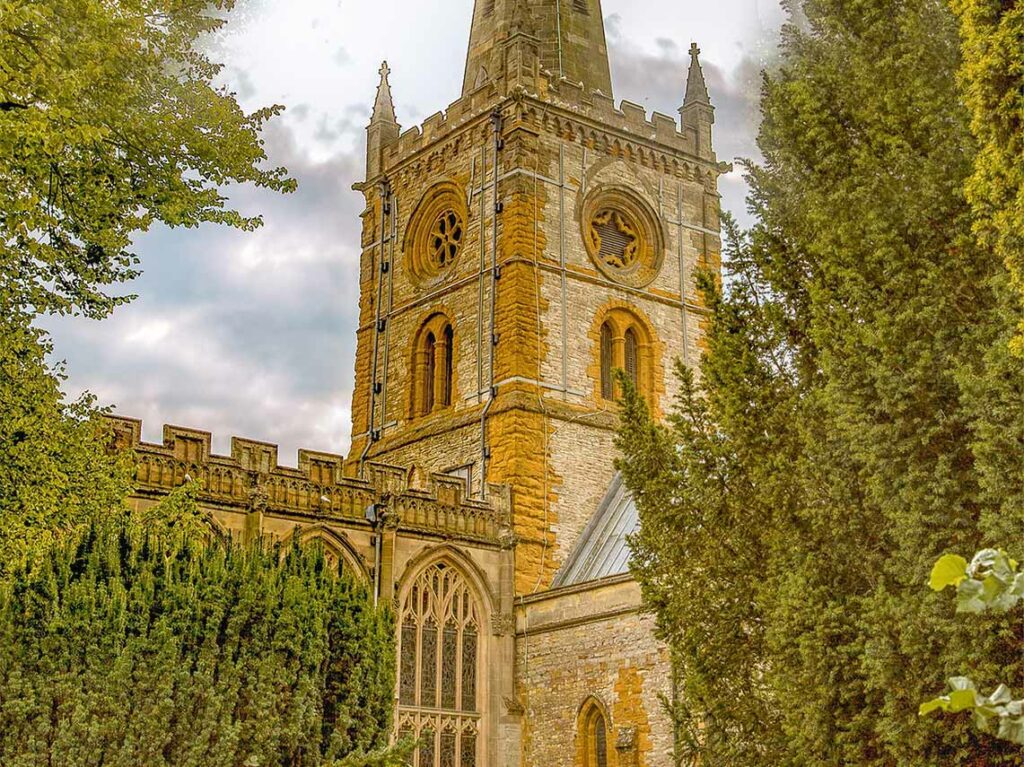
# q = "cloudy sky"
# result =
<box><xmin>44</xmin><ymin>0</ymin><xmax>786</xmax><ymax>463</ymax></box>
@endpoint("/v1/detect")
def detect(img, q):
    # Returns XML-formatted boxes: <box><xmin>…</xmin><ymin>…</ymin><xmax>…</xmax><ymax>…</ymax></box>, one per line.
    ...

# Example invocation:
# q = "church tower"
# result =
<box><xmin>347</xmin><ymin>0</ymin><xmax>723</xmax><ymax>599</ymax></box>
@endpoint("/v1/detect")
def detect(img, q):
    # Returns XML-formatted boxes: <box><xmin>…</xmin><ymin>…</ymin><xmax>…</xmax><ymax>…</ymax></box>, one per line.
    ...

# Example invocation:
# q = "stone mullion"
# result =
<box><xmin>412</xmin><ymin>348</ymin><xmax>425</xmax><ymax>418</ymax></box>
<box><xmin>611</xmin><ymin>334</ymin><xmax>626</xmax><ymax>399</ymax></box>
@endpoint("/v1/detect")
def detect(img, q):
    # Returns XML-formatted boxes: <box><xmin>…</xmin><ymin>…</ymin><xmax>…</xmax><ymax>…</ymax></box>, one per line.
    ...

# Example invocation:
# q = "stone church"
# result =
<box><xmin>112</xmin><ymin>1</ymin><xmax>723</xmax><ymax>765</ymax></box>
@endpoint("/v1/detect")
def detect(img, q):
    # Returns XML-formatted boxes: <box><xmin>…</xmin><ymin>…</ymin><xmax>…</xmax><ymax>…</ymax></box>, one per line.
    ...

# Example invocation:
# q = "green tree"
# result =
<box><xmin>0</xmin><ymin>302</ymin><xmax>130</xmax><ymax>575</ymax></box>
<box><xmin>948</xmin><ymin>0</ymin><xmax>1024</xmax><ymax>349</ymax></box>
<box><xmin>0</xmin><ymin>0</ymin><xmax>295</xmax><ymax>569</ymax></box>
<box><xmin>0</xmin><ymin>511</ymin><xmax>399</xmax><ymax>767</ymax></box>
<box><xmin>0</xmin><ymin>0</ymin><xmax>294</xmax><ymax>318</ymax></box>
<box><xmin>617</xmin><ymin>0</ymin><xmax>1024</xmax><ymax>764</ymax></box>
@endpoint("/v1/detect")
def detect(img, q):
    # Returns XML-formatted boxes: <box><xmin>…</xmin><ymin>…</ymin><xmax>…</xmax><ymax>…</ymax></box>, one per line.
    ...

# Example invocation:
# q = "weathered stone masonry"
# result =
<box><xmin>117</xmin><ymin>2</ymin><xmax>724</xmax><ymax>766</ymax></box>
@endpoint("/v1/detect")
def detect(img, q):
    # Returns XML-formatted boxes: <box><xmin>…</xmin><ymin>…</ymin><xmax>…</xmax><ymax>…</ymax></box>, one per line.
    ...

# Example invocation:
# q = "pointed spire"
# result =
<box><xmin>371</xmin><ymin>60</ymin><xmax>397</xmax><ymax>125</ymax></box>
<box><xmin>683</xmin><ymin>43</ymin><xmax>711</xmax><ymax>108</ymax></box>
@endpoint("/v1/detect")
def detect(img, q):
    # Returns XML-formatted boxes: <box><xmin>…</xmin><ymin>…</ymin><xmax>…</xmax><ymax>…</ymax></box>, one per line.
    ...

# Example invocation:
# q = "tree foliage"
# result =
<box><xmin>947</xmin><ymin>0</ymin><xmax>1024</xmax><ymax>350</ymax></box>
<box><xmin>0</xmin><ymin>0</ymin><xmax>295</xmax><ymax>318</ymax></box>
<box><xmin>0</xmin><ymin>513</ymin><xmax>398</xmax><ymax>767</ymax></box>
<box><xmin>617</xmin><ymin>0</ymin><xmax>1024</xmax><ymax>764</ymax></box>
<box><xmin>0</xmin><ymin>301</ymin><xmax>130</xmax><ymax>575</ymax></box>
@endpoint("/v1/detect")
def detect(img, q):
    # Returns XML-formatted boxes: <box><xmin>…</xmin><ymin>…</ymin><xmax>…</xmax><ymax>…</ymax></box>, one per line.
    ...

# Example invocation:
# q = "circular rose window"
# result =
<box><xmin>428</xmin><ymin>209</ymin><xmax>463</xmax><ymax>270</ymax></box>
<box><xmin>405</xmin><ymin>182</ymin><xmax>469</xmax><ymax>283</ymax></box>
<box><xmin>581</xmin><ymin>188</ymin><xmax>663</xmax><ymax>287</ymax></box>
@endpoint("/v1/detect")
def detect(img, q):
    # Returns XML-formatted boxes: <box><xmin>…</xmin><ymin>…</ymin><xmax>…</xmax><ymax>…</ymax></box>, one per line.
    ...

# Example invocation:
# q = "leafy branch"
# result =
<box><xmin>920</xmin><ymin>549</ymin><xmax>1024</xmax><ymax>745</ymax></box>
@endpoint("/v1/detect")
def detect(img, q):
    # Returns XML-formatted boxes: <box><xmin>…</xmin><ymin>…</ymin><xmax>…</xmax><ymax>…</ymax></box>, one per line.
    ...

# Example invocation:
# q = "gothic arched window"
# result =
<box><xmin>412</xmin><ymin>314</ymin><xmax>455</xmax><ymax>418</ymax></box>
<box><xmin>577</xmin><ymin>699</ymin><xmax>610</xmax><ymax>767</ymax></box>
<box><xmin>595</xmin><ymin>306</ymin><xmax>656</xmax><ymax>405</ymax></box>
<box><xmin>398</xmin><ymin>562</ymin><xmax>480</xmax><ymax>767</ymax></box>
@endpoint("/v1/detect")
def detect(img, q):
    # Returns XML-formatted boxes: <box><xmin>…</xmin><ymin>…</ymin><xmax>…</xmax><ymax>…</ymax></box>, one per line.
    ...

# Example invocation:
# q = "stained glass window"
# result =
<box><xmin>420</xmin><ymin>619</ymin><xmax>438</xmax><ymax>707</ymax></box>
<box><xmin>397</xmin><ymin>562</ymin><xmax>481</xmax><ymax>767</ymax></box>
<box><xmin>440</xmin><ymin>732</ymin><xmax>457</xmax><ymax>767</ymax></box>
<box><xmin>460</xmin><ymin>732</ymin><xmax>477</xmax><ymax>767</ymax></box>
<box><xmin>461</xmin><ymin>629</ymin><xmax>477</xmax><ymax>712</ymax></box>
<box><xmin>420</xmin><ymin>728</ymin><xmax>436</xmax><ymax>767</ymax></box>
<box><xmin>400</xmin><ymin>621</ymin><xmax>417</xmax><ymax>706</ymax></box>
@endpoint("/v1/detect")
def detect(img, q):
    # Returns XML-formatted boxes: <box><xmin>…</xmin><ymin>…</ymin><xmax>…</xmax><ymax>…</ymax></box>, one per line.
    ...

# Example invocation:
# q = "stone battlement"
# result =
<box><xmin>381</xmin><ymin>73</ymin><xmax>710</xmax><ymax>170</ymax></box>
<box><xmin>108</xmin><ymin>416</ymin><xmax>511</xmax><ymax>545</ymax></box>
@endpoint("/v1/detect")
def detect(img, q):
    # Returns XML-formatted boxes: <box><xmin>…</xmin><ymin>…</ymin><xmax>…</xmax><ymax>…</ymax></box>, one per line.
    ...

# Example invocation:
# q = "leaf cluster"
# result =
<box><xmin>921</xmin><ymin>552</ymin><xmax>1024</xmax><ymax>746</ymax></box>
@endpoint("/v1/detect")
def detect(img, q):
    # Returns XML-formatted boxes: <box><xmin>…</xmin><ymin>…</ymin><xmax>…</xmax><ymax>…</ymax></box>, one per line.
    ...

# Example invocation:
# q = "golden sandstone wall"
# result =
<box><xmin>516</xmin><ymin>576</ymin><xmax>676</xmax><ymax>767</ymax></box>
<box><xmin>349</xmin><ymin>82</ymin><xmax>722</xmax><ymax>596</ymax></box>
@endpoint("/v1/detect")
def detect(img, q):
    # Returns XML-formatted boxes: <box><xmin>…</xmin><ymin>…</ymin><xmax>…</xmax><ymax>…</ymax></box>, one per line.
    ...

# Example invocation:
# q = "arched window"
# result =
<box><xmin>600</xmin><ymin>322</ymin><xmax>614</xmax><ymax>400</ymax></box>
<box><xmin>398</xmin><ymin>562</ymin><xmax>480</xmax><ymax>767</ymax></box>
<box><xmin>413</xmin><ymin>315</ymin><xmax>455</xmax><ymax>418</ymax></box>
<box><xmin>577</xmin><ymin>699</ymin><xmax>610</xmax><ymax>767</ymax></box>
<box><xmin>595</xmin><ymin>306</ymin><xmax>655</xmax><ymax>405</ymax></box>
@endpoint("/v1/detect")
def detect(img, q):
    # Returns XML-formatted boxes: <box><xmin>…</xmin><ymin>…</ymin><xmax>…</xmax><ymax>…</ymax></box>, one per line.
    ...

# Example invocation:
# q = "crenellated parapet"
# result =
<box><xmin>108</xmin><ymin>416</ymin><xmax>511</xmax><ymax>545</ymax></box>
<box><xmin>371</xmin><ymin>58</ymin><xmax>723</xmax><ymax>184</ymax></box>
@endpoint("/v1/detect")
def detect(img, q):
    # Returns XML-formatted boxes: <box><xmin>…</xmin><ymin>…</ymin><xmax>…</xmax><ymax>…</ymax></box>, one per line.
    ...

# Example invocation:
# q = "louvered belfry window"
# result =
<box><xmin>442</xmin><ymin>324</ymin><xmax>454</xmax><ymax>407</ymax></box>
<box><xmin>398</xmin><ymin>562</ymin><xmax>480</xmax><ymax>767</ymax></box>
<box><xmin>600</xmin><ymin>322</ymin><xmax>614</xmax><ymax>400</ymax></box>
<box><xmin>413</xmin><ymin>315</ymin><xmax>456</xmax><ymax>419</ymax></box>
<box><xmin>424</xmin><ymin>332</ymin><xmax>437</xmax><ymax>415</ymax></box>
<box><xmin>624</xmin><ymin>328</ymin><xmax>639</xmax><ymax>389</ymax></box>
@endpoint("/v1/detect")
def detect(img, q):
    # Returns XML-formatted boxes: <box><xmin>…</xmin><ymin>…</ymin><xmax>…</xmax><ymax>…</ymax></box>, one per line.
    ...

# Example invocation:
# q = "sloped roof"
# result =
<box><xmin>553</xmin><ymin>473</ymin><xmax>639</xmax><ymax>588</ymax></box>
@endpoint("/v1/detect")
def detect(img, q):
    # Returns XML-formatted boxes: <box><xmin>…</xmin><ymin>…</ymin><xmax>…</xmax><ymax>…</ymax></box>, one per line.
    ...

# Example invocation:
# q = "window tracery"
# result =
<box><xmin>398</xmin><ymin>562</ymin><xmax>480</xmax><ymax>767</ymax></box>
<box><xmin>405</xmin><ymin>182</ymin><xmax>468</xmax><ymax>283</ymax></box>
<box><xmin>581</xmin><ymin>186</ymin><xmax>664</xmax><ymax>288</ymax></box>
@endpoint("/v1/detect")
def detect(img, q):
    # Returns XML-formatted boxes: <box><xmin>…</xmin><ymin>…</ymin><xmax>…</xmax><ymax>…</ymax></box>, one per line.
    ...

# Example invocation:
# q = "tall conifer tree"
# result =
<box><xmin>618</xmin><ymin>0</ymin><xmax>1024</xmax><ymax>764</ymax></box>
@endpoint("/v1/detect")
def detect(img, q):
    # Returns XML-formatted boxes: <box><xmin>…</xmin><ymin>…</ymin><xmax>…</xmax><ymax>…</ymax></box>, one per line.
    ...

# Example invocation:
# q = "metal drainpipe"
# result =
<box><xmin>559</xmin><ymin>143</ymin><xmax>568</xmax><ymax>398</ymax></box>
<box><xmin>677</xmin><ymin>183</ymin><xmax>690</xmax><ymax>368</ymax></box>
<box><xmin>380</xmin><ymin>196</ymin><xmax>397</xmax><ymax>427</ymax></box>
<box><xmin>477</xmin><ymin>145</ymin><xmax>487</xmax><ymax>404</ymax></box>
<box><xmin>555</xmin><ymin>0</ymin><xmax>564</xmax><ymax>80</ymax></box>
<box><xmin>480</xmin><ymin>108</ymin><xmax>503</xmax><ymax>499</ymax></box>
<box><xmin>359</xmin><ymin>178</ymin><xmax>391</xmax><ymax>476</ymax></box>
